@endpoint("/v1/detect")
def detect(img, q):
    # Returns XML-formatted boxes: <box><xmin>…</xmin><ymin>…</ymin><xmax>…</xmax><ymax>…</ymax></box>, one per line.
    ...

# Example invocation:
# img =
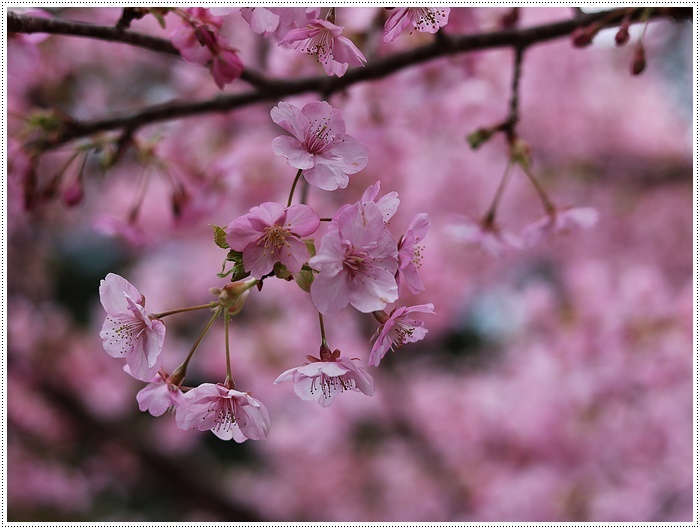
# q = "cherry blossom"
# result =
<box><xmin>446</xmin><ymin>217</ymin><xmax>521</xmax><ymax>258</ymax></box>
<box><xmin>383</xmin><ymin>7</ymin><xmax>451</xmax><ymax>43</ymax></box>
<box><xmin>225</xmin><ymin>202</ymin><xmax>320</xmax><ymax>279</ymax></box>
<box><xmin>279</xmin><ymin>19</ymin><xmax>366</xmax><ymax>77</ymax></box>
<box><xmin>175</xmin><ymin>382</ymin><xmax>271</xmax><ymax>442</ymax></box>
<box><xmin>522</xmin><ymin>207</ymin><xmax>599</xmax><ymax>249</ymax></box>
<box><xmin>136</xmin><ymin>371</ymin><xmax>185</xmax><ymax>417</ymax></box>
<box><xmin>309</xmin><ymin>201</ymin><xmax>398</xmax><ymax>316</ymax></box>
<box><xmin>397</xmin><ymin>213</ymin><xmax>430</xmax><ymax>294</ymax></box>
<box><xmin>241</xmin><ymin>7</ymin><xmax>320</xmax><ymax>39</ymax></box>
<box><xmin>369</xmin><ymin>304</ymin><xmax>435</xmax><ymax>367</ymax></box>
<box><xmin>274</xmin><ymin>347</ymin><xmax>374</xmax><ymax>407</ymax></box>
<box><xmin>271</xmin><ymin>101</ymin><xmax>368</xmax><ymax>191</ymax></box>
<box><xmin>99</xmin><ymin>273</ymin><xmax>166</xmax><ymax>381</ymax></box>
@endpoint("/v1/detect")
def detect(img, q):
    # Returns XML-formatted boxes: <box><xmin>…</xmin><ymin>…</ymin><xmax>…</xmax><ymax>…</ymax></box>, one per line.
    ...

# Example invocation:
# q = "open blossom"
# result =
<box><xmin>225</xmin><ymin>202</ymin><xmax>320</xmax><ymax>279</ymax></box>
<box><xmin>522</xmin><ymin>206</ymin><xmax>599</xmax><ymax>249</ymax></box>
<box><xmin>397</xmin><ymin>213</ymin><xmax>430</xmax><ymax>294</ymax></box>
<box><xmin>309</xmin><ymin>201</ymin><xmax>398</xmax><ymax>316</ymax></box>
<box><xmin>446</xmin><ymin>216</ymin><xmax>521</xmax><ymax>258</ymax></box>
<box><xmin>241</xmin><ymin>7</ymin><xmax>320</xmax><ymax>39</ymax></box>
<box><xmin>279</xmin><ymin>19</ymin><xmax>366</xmax><ymax>77</ymax></box>
<box><xmin>175</xmin><ymin>383</ymin><xmax>270</xmax><ymax>442</ymax></box>
<box><xmin>369</xmin><ymin>304</ymin><xmax>435</xmax><ymax>367</ymax></box>
<box><xmin>136</xmin><ymin>371</ymin><xmax>185</xmax><ymax>417</ymax></box>
<box><xmin>274</xmin><ymin>347</ymin><xmax>374</xmax><ymax>407</ymax></box>
<box><xmin>99</xmin><ymin>273</ymin><xmax>166</xmax><ymax>381</ymax></box>
<box><xmin>271</xmin><ymin>101</ymin><xmax>368</xmax><ymax>191</ymax></box>
<box><xmin>383</xmin><ymin>7</ymin><xmax>451</xmax><ymax>43</ymax></box>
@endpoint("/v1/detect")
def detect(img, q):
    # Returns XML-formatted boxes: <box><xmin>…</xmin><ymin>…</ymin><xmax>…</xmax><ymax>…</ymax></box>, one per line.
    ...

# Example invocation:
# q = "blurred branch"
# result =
<box><xmin>8</xmin><ymin>7</ymin><xmax>692</xmax><ymax>151</ymax></box>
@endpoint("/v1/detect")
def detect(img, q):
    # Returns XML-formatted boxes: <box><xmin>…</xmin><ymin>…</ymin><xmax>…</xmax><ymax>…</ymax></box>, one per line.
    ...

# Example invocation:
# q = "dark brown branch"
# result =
<box><xmin>9</xmin><ymin>7</ymin><xmax>691</xmax><ymax>151</ymax></box>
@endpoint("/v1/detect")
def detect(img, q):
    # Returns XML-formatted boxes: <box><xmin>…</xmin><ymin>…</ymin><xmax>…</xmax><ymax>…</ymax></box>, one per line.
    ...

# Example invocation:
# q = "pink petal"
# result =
<box><xmin>277</xmin><ymin>236</ymin><xmax>310</xmax><ymax>274</ymax></box>
<box><xmin>303</xmin><ymin>158</ymin><xmax>350</xmax><ymax>190</ymax></box>
<box><xmin>348</xmin><ymin>268</ymin><xmax>398</xmax><ymax>313</ymax></box>
<box><xmin>285</xmin><ymin>204</ymin><xmax>320</xmax><ymax>236</ymax></box>
<box><xmin>332</xmin><ymin>35</ymin><xmax>367</xmax><ymax>66</ymax></box>
<box><xmin>301</xmin><ymin>101</ymin><xmax>346</xmax><ymax>136</ymax></box>
<box><xmin>383</xmin><ymin>8</ymin><xmax>411</xmax><ymax>42</ymax></box>
<box><xmin>243</xmin><ymin>243</ymin><xmax>277</xmax><ymax>279</ymax></box>
<box><xmin>270</xmin><ymin>102</ymin><xmax>308</xmax><ymax>140</ymax></box>
<box><xmin>310</xmin><ymin>271</ymin><xmax>351</xmax><ymax>316</ymax></box>
<box><xmin>99</xmin><ymin>273</ymin><xmax>141</xmax><ymax>315</ymax></box>
<box><xmin>272</xmin><ymin>136</ymin><xmax>315</xmax><ymax>169</ymax></box>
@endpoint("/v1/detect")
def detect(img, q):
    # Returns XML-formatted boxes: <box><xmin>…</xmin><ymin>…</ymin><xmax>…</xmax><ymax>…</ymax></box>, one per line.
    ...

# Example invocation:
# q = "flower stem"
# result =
<box><xmin>484</xmin><ymin>161</ymin><xmax>513</xmax><ymax>225</ymax></box>
<box><xmin>179</xmin><ymin>306</ymin><xmax>221</xmax><ymax>373</ymax></box>
<box><xmin>224</xmin><ymin>310</ymin><xmax>232</xmax><ymax>386</ymax></box>
<box><xmin>286</xmin><ymin>169</ymin><xmax>304</xmax><ymax>207</ymax></box>
<box><xmin>150</xmin><ymin>302</ymin><xmax>218</xmax><ymax>319</ymax></box>
<box><xmin>318</xmin><ymin>312</ymin><xmax>328</xmax><ymax>347</ymax></box>
<box><xmin>520</xmin><ymin>163</ymin><xmax>556</xmax><ymax>214</ymax></box>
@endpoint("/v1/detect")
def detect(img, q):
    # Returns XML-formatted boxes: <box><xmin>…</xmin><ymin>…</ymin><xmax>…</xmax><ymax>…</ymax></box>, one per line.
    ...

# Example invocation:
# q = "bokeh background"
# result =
<box><xmin>6</xmin><ymin>7</ymin><xmax>694</xmax><ymax>522</ymax></box>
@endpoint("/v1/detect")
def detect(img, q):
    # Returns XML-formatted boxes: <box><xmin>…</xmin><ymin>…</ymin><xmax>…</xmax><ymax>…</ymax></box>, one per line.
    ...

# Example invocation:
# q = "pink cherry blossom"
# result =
<box><xmin>369</xmin><ymin>304</ymin><xmax>435</xmax><ymax>367</ymax></box>
<box><xmin>94</xmin><ymin>214</ymin><xmax>152</xmax><ymax>248</ymax></box>
<box><xmin>397</xmin><ymin>213</ymin><xmax>430</xmax><ymax>294</ymax></box>
<box><xmin>279</xmin><ymin>19</ymin><xmax>366</xmax><ymax>77</ymax></box>
<box><xmin>175</xmin><ymin>383</ymin><xmax>271</xmax><ymax>442</ymax></box>
<box><xmin>360</xmin><ymin>181</ymin><xmax>400</xmax><ymax>222</ymax></box>
<box><xmin>99</xmin><ymin>273</ymin><xmax>166</xmax><ymax>381</ymax></box>
<box><xmin>309</xmin><ymin>201</ymin><xmax>398</xmax><ymax>316</ymax></box>
<box><xmin>446</xmin><ymin>216</ymin><xmax>521</xmax><ymax>258</ymax></box>
<box><xmin>522</xmin><ymin>206</ymin><xmax>599</xmax><ymax>249</ymax></box>
<box><xmin>136</xmin><ymin>371</ymin><xmax>185</xmax><ymax>417</ymax></box>
<box><xmin>210</xmin><ymin>40</ymin><xmax>244</xmax><ymax>89</ymax></box>
<box><xmin>383</xmin><ymin>7</ymin><xmax>451</xmax><ymax>43</ymax></box>
<box><xmin>274</xmin><ymin>348</ymin><xmax>374</xmax><ymax>407</ymax></box>
<box><xmin>241</xmin><ymin>7</ymin><xmax>320</xmax><ymax>39</ymax></box>
<box><xmin>225</xmin><ymin>202</ymin><xmax>320</xmax><ymax>279</ymax></box>
<box><xmin>271</xmin><ymin>101</ymin><xmax>368</xmax><ymax>191</ymax></box>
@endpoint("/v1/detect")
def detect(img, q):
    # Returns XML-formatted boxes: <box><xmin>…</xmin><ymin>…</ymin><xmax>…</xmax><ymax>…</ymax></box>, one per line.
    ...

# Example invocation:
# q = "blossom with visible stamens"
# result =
<box><xmin>99</xmin><ymin>273</ymin><xmax>166</xmax><ymax>381</ymax></box>
<box><xmin>271</xmin><ymin>101</ymin><xmax>368</xmax><ymax>191</ymax></box>
<box><xmin>279</xmin><ymin>19</ymin><xmax>366</xmax><ymax>77</ymax></box>
<box><xmin>309</xmin><ymin>201</ymin><xmax>398</xmax><ymax>316</ymax></box>
<box><xmin>225</xmin><ymin>202</ymin><xmax>320</xmax><ymax>279</ymax></box>
<box><xmin>369</xmin><ymin>304</ymin><xmax>435</xmax><ymax>367</ymax></box>
<box><xmin>175</xmin><ymin>382</ymin><xmax>270</xmax><ymax>441</ymax></box>
<box><xmin>383</xmin><ymin>7</ymin><xmax>451</xmax><ymax>43</ymax></box>
<box><xmin>274</xmin><ymin>346</ymin><xmax>374</xmax><ymax>407</ymax></box>
<box><xmin>397</xmin><ymin>213</ymin><xmax>430</xmax><ymax>294</ymax></box>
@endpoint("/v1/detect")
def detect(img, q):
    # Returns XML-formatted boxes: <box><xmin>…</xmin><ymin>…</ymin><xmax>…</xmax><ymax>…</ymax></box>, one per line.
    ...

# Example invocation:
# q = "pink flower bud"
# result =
<box><xmin>62</xmin><ymin>180</ymin><xmax>84</xmax><ymax>207</ymax></box>
<box><xmin>571</xmin><ymin>26</ymin><xmax>596</xmax><ymax>48</ymax></box>
<box><xmin>615</xmin><ymin>25</ymin><xmax>630</xmax><ymax>46</ymax></box>
<box><xmin>631</xmin><ymin>44</ymin><xmax>646</xmax><ymax>75</ymax></box>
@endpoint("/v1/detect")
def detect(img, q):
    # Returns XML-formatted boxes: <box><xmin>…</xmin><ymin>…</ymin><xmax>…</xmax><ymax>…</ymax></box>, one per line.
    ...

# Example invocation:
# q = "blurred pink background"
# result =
<box><xmin>7</xmin><ymin>7</ymin><xmax>693</xmax><ymax>522</ymax></box>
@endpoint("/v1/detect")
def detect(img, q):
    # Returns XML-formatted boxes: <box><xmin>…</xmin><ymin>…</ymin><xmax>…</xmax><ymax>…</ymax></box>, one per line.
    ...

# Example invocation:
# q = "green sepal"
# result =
<box><xmin>467</xmin><ymin>127</ymin><xmax>494</xmax><ymax>150</ymax></box>
<box><xmin>273</xmin><ymin>262</ymin><xmax>293</xmax><ymax>281</ymax></box>
<box><xmin>211</xmin><ymin>224</ymin><xmax>230</xmax><ymax>249</ymax></box>
<box><xmin>304</xmin><ymin>239</ymin><xmax>316</xmax><ymax>258</ymax></box>
<box><xmin>294</xmin><ymin>265</ymin><xmax>315</xmax><ymax>293</ymax></box>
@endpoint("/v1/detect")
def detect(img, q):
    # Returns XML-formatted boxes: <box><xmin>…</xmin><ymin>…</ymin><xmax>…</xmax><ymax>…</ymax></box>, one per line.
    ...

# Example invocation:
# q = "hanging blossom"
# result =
<box><xmin>309</xmin><ymin>201</ymin><xmax>399</xmax><ymax>316</ymax></box>
<box><xmin>225</xmin><ymin>202</ymin><xmax>320</xmax><ymax>279</ymax></box>
<box><xmin>136</xmin><ymin>370</ymin><xmax>185</xmax><ymax>417</ymax></box>
<box><xmin>446</xmin><ymin>216</ymin><xmax>521</xmax><ymax>258</ymax></box>
<box><xmin>522</xmin><ymin>206</ymin><xmax>599</xmax><ymax>249</ymax></box>
<box><xmin>274</xmin><ymin>346</ymin><xmax>374</xmax><ymax>407</ymax></box>
<box><xmin>99</xmin><ymin>273</ymin><xmax>166</xmax><ymax>381</ymax></box>
<box><xmin>279</xmin><ymin>19</ymin><xmax>366</xmax><ymax>77</ymax></box>
<box><xmin>271</xmin><ymin>101</ymin><xmax>368</xmax><ymax>191</ymax></box>
<box><xmin>359</xmin><ymin>181</ymin><xmax>400</xmax><ymax>222</ymax></box>
<box><xmin>397</xmin><ymin>213</ymin><xmax>430</xmax><ymax>294</ymax></box>
<box><xmin>383</xmin><ymin>7</ymin><xmax>451</xmax><ymax>43</ymax></box>
<box><xmin>170</xmin><ymin>8</ymin><xmax>244</xmax><ymax>89</ymax></box>
<box><xmin>369</xmin><ymin>304</ymin><xmax>435</xmax><ymax>367</ymax></box>
<box><xmin>175</xmin><ymin>382</ymin><xmax>271</xmax><ymax>442</ymax></box>
<box><xmin>241</xmin><ymin>7</ymin><xmax>320</xmax><ymax>39</ymax></box>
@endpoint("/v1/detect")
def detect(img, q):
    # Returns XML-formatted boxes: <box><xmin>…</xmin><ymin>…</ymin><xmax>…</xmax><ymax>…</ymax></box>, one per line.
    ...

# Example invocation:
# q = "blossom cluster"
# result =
<box><xmin>99</xmin><ymin>100</ymin><xmax>434</xmax><ymax>440</ymax></box>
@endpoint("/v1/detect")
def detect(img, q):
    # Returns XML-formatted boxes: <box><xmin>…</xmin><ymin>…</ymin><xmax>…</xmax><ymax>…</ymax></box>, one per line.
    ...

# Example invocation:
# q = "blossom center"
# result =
<box><xmin>310</xmin><ymin>372</ymin><xmax>354</xmax><ymax>398</ymax></box>
<box><xmin>261</xmin><ymin>224</ymin><xmax>291</xmax><ymax>254</ymax></box>
<box><xmin>301</xmin><ymin>28</ymin><xmax>333</xmax><ymax>64</ymax></box>
<box><xmin>104</xmin><ymin>315</ymin><xmax>147</xmax><ymax>354</ymax></box>
<box><xmin>211</xmin><ymin>397</ymin><xmax>236</xmax><ymax>433</ymax></box>
<box><xmin>343</xmin><ymin>245</ymin><xmax>370</xmax><ymax>277</ymax></box>
<box><xmin>413</xmin><ymin>8</ymin><xmax>446</xmax><ymax>32</ymax></box>
<box><xmin>390</xmin><ymin>321</ymin><xmax>415</xmax><ymax>350</ymax></box>
<box><xmin>304</xmin><ymin>118</ymin><xmax>333</xmax><ymax>155</ymax></box>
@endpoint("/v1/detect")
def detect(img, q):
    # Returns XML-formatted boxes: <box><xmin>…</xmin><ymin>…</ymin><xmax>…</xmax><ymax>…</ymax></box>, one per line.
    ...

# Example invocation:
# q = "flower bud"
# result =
<box><xmin>217</xmin><ymin>279</ymin><xmax>257</xmax><ymax>315</ymax></box>
<box><xmin>467</xmin><ymin>127</ymin><xmax>495</xmax><ymax>150</ymax></box>
<box><xmin>631</xmin><ymin>44</ymin><xmax>646</xmax><ymax>75</ymax></box>
<box><xmin>571</xmin><ymin>26</ymin><xmax>597</xmax><ymax>48</ymax></box>
<box><xmin>62</xmin><ymin>179</ymin><xmax>84</xmax><ymax>207</ymax></box>
<box><xmin>615</xmin><ymin>25</ymin><xmax>630</xmax><ymax>46</ymax></box>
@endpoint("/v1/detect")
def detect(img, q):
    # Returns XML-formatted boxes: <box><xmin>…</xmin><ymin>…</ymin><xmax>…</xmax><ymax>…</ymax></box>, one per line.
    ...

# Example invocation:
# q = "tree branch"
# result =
<box><xmin>8</xmin><ymin>7</ymin><xmax>691</xmax><ymax>151</ymax></box>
